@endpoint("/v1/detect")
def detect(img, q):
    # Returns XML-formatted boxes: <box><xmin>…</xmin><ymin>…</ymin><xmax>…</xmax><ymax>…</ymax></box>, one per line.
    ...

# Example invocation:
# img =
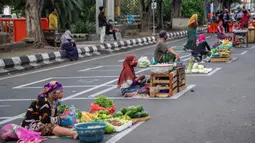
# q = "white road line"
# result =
<box><xmin>170</xmin><ymin>84</ymin><xmax>196</xmax><ymax>99</ymax></box>
<box><xmin>85</xmin><ymin>70</ymin><xmax>121</xmax><ymax>72</ymax></box>
<box><xmin>105</xmin><ymin>122</ymin><xmax>144</xmax><ymax>143</ymax></box>
<box><xmin>206</xmin><ymin>36</ymin><xmax>211</xmax><ymax>39</ymax></box>
<box><xmin>240</xmin><ymin>51</ymin><xmax>247</xmax><ymax>55</ymax></box>
<box><xmin>0</xmin><ymin>99</ymin><xmax>32</xmax><ymax>102</ymax></box>
<box><xmin>0</xmin><ymin>105</ymin><xmax>12</xmax><ymax>107</ymax></box>
<box><xmin>0</xmin><ymin>113</ymin><xmax>25</xmax><ymax>125</ymax></box>
<box><xmin>88</xmin><ymin>86</ymin><xmax>117</xmax><ymax>97</ymax></box>
<box><xmin>206</xmin><ymin>68</ymin><xmax>221</xmax><ymax>76</ymax></box>
<box><xmin>79</xmin><ymin>66</ymin><xmax>103</xmax><ymax>72</ymax></box>
<box><xmin>15</xmin><ymin>85</ymin><xmax>117</xmax><ymax>89</ymax></box>
<box><xmin>227</xmin><ymin>57</ymin><xmax>238</xmax><ymax>63</ymax></box>
<box><xmin>52</xmin><ymin>76</ymin><xmax>118</xmax><ymax>79</ymax></box>
<box><xmin>0</xmin><ymin>117</ymin><xmax>18</xmax><ymax>120</ymax></box>
<box><xmin>0</xmin><ymin>37</ymin><xmax>187</xmax><ymax>81</ymax></box>
<box><xmin>118</xmin><ymin>59</ymin><xmax>124</xmax><ymax>62</ymax></box>
<box><xmin>12</xmin><ymin>78</ymin><xmax>52</xmax><ymax>89</ymax></box>
<box><xmin>250</xmin><ymin>46</ymin><xmax>255</xmax><ymax>49</ymax></box>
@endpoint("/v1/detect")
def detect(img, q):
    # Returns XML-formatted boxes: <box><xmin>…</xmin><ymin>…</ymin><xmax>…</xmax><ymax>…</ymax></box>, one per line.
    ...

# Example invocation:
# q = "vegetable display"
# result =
<box><xmin>186</xmin><ymin>63</ymin><xmax>212</xmax><ymax>74</ymax></box>
<box><xmin>94</xmin><ymin>96</ymin><xmax>114</xmax><ymax>108</ymax></box>
<box><xmin>113</xmin><ymin>105</ymin><xmax>148</xmax><ymax>119</ymax></box>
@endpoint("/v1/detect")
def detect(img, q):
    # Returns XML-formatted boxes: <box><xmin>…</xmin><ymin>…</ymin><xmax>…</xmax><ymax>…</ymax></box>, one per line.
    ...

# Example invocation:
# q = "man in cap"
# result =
<box><xmin>154</xmin><ymin>30</ymin><xmax>180</xmax><ymax>63</ymax></box>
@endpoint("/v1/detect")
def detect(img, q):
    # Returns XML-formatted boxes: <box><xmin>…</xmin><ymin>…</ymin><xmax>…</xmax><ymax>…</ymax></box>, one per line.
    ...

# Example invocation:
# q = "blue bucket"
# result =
<box><xmin>75</xmin><ymin>122</ymin><xmax>107</xmax><ymax>143</ymax></box>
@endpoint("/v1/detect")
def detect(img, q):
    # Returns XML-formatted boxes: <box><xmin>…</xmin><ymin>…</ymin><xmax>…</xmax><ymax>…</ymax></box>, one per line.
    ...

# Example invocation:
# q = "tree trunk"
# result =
<box><xmin>25</xmin><ymin>0</ymin><xmax>45</xmax><ymax>48</ymax></box>
<box><xmin>38</xmin><ymin>0</ymin><xmax>44</xmax><ymax>18</ymax></box>
<box><xmin>157</xmin><ymin>0</ymin><xmax>163</xmax><ymax>29</ymax></box>
<box><xmin>203</xmin><ymin>0</ymin><xmax>207</xmax><ymax>24</ymax></box>
<box><xmin>139</xmin><ymin>0</ymin><xmax>152</xmax><ymax>32</ymax></box>
<box><xmin>171</xmin><ymin>0</ymin><xmax>181</xmax><ymax>18</ymax></box>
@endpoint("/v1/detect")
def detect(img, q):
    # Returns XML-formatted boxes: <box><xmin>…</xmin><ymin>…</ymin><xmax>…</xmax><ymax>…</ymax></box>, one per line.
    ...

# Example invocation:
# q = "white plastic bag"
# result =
<box><xmin>138</xmin><ymin>56</ymin><xmax>151</xmax><ymax>68</ymax></box>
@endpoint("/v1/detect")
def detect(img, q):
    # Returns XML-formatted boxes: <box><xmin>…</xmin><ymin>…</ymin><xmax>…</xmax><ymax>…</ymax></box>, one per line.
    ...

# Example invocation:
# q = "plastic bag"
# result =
<box><xmin>89</xmin><ymin>103</ymin><xmax>116</xmax><ymax>114</ymax></box>
<box><xmin>0</xmin><ymin>124</ymin><xmax>47</xmax><ymax>143</ymax></box>
<box><xmin>138</xmin><ymin>56</ymin><xmax>151</xmax><ymax>68</ymax></box>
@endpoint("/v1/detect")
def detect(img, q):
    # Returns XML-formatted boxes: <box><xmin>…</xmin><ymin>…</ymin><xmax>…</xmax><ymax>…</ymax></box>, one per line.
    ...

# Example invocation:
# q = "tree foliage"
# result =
<box><xmin>182</xmin><ymin>0</ymin><xmax>204</xmax><ymax>24</ymax></box>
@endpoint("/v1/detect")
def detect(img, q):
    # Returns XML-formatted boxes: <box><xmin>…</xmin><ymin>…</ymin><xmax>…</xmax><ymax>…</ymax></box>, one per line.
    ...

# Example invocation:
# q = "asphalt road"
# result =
<box><xmin>1</xmin><ymin>33</ymin><xmax>255</xmax><ymax>143</ymax></box>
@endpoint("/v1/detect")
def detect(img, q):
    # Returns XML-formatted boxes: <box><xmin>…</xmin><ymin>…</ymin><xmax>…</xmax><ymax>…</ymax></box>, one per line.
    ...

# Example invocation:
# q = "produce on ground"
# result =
<box><xmin>186</xmin><ymin>62</ymin><xmax>211</xmax><ymax>73</ymax></box>
<box><xmin>113</xmin><ymin>105</ymin><xmax>148</xmax><ymax>119</ymax></box>
<box><xmin>94</xmin><ymin>96</ymin><xmax>114</xmax><ymax>108</ymax></box>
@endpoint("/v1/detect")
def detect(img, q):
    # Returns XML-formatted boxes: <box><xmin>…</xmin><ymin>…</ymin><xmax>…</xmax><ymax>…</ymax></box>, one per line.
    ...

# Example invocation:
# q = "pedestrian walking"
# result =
<box><xmin>49</xmin><ymin>8</ymin><xmax>58</xmax><ymax>34</ymax></box>
<box><xmin>98</xmin><ymin>6</ymin><xmax>107</xmax><ymax>44</ymax></box>
<box><xmin>183</xmin><ymin>14</ymin><xmax>198</xmax><ymax>52</ymax></box>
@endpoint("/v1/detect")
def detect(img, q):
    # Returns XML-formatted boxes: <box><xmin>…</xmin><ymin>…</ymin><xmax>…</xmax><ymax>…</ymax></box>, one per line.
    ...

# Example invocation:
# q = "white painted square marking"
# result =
<box><xmin>78</xmin><ymin>66</ymin><xmax>103</xmax><ymax>72</ymax></box>
<box><xmin>13</xmin><ymin>78</ymin><xmax>52</xmax><ymax>89</ymax></box>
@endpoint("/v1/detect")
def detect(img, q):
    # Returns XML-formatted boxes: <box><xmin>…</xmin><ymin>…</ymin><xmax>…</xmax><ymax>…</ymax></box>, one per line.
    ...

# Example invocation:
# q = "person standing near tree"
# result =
<box><xmin>49</xmin><ymin>8</ymin><xmax>58</xmax><ymax>34</ymax></box>
<box><xmin>98</xmin><ymin>6</ymin><xmax>107</xmax><ymax>44</ymax></box>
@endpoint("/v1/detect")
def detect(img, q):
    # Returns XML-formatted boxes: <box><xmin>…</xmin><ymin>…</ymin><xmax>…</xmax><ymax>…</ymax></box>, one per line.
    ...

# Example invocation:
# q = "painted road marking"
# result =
<box><xmin>186</xmin><ymin>68</ymin><xmax>221</xmax><ymax>76</ymax></box>
<box><xmin>85</xmin><ymin>70</ymin><xmax>121</xmax><ymax>72</ymax></box>
<box><xmin>0</xmin><ymin>117</ymin><xmax>15</xmax><ymax>120</ymax></box>
<box><xmin>105</xmin><ymin>122</ymin><xmax>144</xmax><ymax>143</ymax></box>
<box><xmin>0</xmin><ymin>105</ymin><xmax>11</xmax><ymax>107</ymax></box>
<box><xmin>13</xmin><ymin>85</ymin><xmax>117</xmax><ymax>89</ymax></box>
<box><xmin>0</xmin><ymin>37</ymin><xmax>188</xmax><ymax>81</ymax></box>
<box><xmin>240</xmin><ymin>51</ymin><xmax>247</xmax><ymax>55</ymax></box>
<box><xmin>0</xmin><ymin>85</ymin><xmax>196</xmax><ymax>101</ymax></box>
<box><xmin>52</xmin><ymin>76</ymin><xmax>118</xmax><ymax>79</ymax></box>
<box><xmin>12</xmin><ymin>78</ymin><xmax>52</xmax><ymax>89</ymax></box>
<box><xmin>250</xmin><ymin>46</ymin><xmax>255</xmax><ymax>49</ymax></box>
<box><xmin>227</xmin><ymin>57</ymin><xmax>238</xmax><ymax>63</ymax></box>
<box><xmin>78</xmin><ymin>66</ymin><xmax>103</xmax><ymax>72</ymax></box>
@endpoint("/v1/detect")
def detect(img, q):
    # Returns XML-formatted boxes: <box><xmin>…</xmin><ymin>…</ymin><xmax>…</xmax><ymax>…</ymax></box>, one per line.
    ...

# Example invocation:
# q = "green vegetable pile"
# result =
<box><xmin>57</xmin><ymin>104</ymin><xmax>69</xmax><ymax>114</ymax></box>
<box><xmin>114</xmin><ymin>105</ymin><xmax>148</xmax><ymax>119</ymax></box>
<box><xmin>94</xmin><ymin>96</ymin><xmax>114</xmax><ymax>108</ymax></box>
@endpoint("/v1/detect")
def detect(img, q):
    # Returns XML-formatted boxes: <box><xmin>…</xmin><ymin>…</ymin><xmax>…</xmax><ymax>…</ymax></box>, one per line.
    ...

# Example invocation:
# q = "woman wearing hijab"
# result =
<box><xmin>217</xmin><ymin>20</ymin><xmax>230</xmax><ymax>40</ymax></box>
<box><xmin>117</xmin><ymin>56</ymin><xmax>146</xmax><ymax>97</ymax></box>
<box><xmin>21</xmin><ymin>81</ymin><xmax>78</xmax><ymax>139</ymax></box>
<box><xmin>183</xmin><ymin>14</ymin><xmax>198</xmax><ymax>51</ymax></box>
<box><xmin>61</xmin><ymin>30</ymin><xmax>78</xmax><ymax>61</ymax></box>
<box><xmin>196</xmin><ymin>34</ymin><xmax>211</xmax><ymax>61</ymax></box>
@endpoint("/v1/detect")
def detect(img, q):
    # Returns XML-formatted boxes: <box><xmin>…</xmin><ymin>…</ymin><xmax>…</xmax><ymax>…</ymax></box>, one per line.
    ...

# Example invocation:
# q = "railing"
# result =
<box><xmin>0</xmin><ymin>18</ymin><xmax>49</xmax><ymax>42</ymax></box>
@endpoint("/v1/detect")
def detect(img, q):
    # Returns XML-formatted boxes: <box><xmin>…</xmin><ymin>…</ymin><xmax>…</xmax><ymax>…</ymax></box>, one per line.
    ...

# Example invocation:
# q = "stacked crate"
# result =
<box><xmin>149</xmin><ymin>69</ymin><xmax>178</xmax><ymax>97</ymax></box>
<box><xmin>176</xmin><ymin>66</ymin><xmax>186</xmax><ymax>92</ymax></box>
<box><xmin>149</xmin><ymin>66</ymin><xmax>186</xmax><ymax>98</ymax></box>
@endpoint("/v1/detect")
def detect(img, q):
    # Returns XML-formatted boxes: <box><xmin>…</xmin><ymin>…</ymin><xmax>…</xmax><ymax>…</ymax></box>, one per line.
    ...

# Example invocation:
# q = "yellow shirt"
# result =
<box><xmin>49</xmin><ymin>13</ymin><xmax>58</xmax><ymax>29</ymax></box>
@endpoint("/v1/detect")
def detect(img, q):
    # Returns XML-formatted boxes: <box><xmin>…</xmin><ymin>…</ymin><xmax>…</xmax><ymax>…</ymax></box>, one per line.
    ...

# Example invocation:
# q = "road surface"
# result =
<box><xmin>1</xmin><ymin>33</ymin><xmax>255</xmax><ymax>143</ymax></box>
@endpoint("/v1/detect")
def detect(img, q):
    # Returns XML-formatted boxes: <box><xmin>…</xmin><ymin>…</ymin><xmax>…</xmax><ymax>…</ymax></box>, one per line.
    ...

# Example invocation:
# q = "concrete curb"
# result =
<box><xmin>0</xmin><ymin>27</ymin><xmax>207</xmax><ymax>75</ymax></box>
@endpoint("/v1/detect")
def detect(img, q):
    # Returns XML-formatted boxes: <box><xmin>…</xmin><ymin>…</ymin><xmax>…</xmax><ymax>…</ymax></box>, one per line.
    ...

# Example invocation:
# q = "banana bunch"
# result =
<box><xmin>222</xmin><ymin>40</ymin><xmax>231</xmax><ymax>46</ymax></box>
<box><xmin>80</xmin><ymin>112</ymin><xmax>98</xmax><ymax>123</ymax></box>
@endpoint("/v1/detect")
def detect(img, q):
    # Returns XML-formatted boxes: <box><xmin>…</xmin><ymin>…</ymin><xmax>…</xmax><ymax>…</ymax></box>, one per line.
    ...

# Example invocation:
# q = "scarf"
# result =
<box><xmin>38</xmin><ymin>81</ymin><xmax>63</xmax><ymax>98</ymax></box>
<box><xmin>60</xmin><ymin>30</ymin><xmax>72</xmax><ymax>45</ymax></box>
<box><xmin>117</xmin><ymin>56</ymin><xmax>136</xmax><ymax>88</ymax></box>
<box><xmin>188</xmin><ymin>14</ymin><xmax>198</xmax><ymax>26</ymax></box>
<box><xmin>198</xmin><ymin>34</ymin><xmax>206</xmax><ymax>44</ymax></box>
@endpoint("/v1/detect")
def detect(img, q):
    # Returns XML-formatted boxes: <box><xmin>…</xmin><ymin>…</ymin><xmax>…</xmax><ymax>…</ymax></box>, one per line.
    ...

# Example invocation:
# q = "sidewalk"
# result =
<box><xmin>0</xmin><ymin>28</ymin><xmax>194</xmax><ymax>59</ymax></box>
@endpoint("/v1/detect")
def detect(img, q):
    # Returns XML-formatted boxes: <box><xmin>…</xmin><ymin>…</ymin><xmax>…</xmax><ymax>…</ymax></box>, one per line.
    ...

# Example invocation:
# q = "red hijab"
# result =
<box><xmin>117</xmin><ymin>55</ymin><xmax>136</xmax><ymax>88</ymax></box>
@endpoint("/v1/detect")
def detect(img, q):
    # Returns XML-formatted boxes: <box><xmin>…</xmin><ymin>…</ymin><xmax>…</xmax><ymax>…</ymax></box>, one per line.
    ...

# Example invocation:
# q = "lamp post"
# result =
<box><xmin>152</xmin><ymin>0</ymin><xmax>156</xmax><ymax>36</ymax></box>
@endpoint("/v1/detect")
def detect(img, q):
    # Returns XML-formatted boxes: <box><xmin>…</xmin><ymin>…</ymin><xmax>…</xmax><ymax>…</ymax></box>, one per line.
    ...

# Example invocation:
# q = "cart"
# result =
<box><xmin>232</xmin><ymin>29</ymin><xmax>248</xmax><ymax>48</ymax></box>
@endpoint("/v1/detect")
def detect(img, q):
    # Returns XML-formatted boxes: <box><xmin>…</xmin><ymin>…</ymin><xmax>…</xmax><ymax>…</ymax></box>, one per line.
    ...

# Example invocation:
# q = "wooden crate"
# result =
<box><xmin>248</xmin><ymin>28</ymin><xmax>255</xmax><ymax>43</ymax></box>
<box><xmin>150</xmin><ymin>66</ymin><xmax>186</xmax><ymax>97</ymax></box>
<box><xmin>210</xmin><ymin>57</ymin><xmax>231</xmax><ymax>63</ymax></box>
<box><xmin>150</xmin><ymin>70</ymin><xmax>178</xmax><ymax>97</ymax></box>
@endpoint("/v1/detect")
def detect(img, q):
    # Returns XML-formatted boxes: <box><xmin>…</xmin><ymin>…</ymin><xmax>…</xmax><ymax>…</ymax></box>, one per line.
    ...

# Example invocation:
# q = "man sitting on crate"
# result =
<box><xmin>154</xmin><ymin>30</ymin><xmax>181</xmax><ymax>64</ymax></box>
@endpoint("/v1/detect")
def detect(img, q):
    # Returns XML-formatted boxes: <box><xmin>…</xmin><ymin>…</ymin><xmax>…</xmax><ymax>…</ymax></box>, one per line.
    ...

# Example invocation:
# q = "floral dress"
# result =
<box><xmin>21</xmin><ymin>96</ymin><xmax>60</xmax><ymax>136</ymax></box>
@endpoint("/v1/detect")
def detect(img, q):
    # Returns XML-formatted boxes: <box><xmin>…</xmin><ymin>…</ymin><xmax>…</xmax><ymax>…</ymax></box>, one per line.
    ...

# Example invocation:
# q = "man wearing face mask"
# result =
<box><xmin>154</xmin><ymin>30</ymin><xmax>181</xmax><ymax>63</ymax></box>
<box><xmin>106</xmin><ymin>19</ymin><xmax>118</xmax><ymax>41</ymax></box>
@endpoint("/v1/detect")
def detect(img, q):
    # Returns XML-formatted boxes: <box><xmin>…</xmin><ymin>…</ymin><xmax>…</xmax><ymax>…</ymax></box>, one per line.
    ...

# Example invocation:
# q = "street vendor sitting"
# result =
<box><xmin>217</xmin><ymin>20</ymin><xmax>231</xmax><ymax>40</ymax></box>
<box><xmin>117</xmin><ymin>55</ymin><xmax>146</xmax><ymax>97</ymax></box>
<box><xmin>154</xmin><ymin>30</ymin><xmax>180</xmax><ymax>63</ymax></box>
<box><xmin>232</xmin><ymin>13</ymin><xmax>243</xmax><ymax>43</ymax></box>
<box><xmin>195</xmin><ymin>34</ymin><xmax>211</xmax><ymax>61</ymax></box>
<box><xmin>21</xmin><ymin>81</ymin><xmax>78</xmax><ymax>139</ymax></box>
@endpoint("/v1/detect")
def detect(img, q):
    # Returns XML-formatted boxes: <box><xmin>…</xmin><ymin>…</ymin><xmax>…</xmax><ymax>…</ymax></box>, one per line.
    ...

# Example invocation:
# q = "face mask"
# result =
<box><xmin>132</xmin><ymin>61</ymin><xmax>137</xmax><ymax>67</ymax></box>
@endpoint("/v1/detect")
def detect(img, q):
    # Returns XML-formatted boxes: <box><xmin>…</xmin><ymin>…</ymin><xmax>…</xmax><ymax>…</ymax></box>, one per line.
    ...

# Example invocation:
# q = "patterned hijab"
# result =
<box><xmin>188</xmin><ymin>14</ymin><xmax>198</xmax><ymax>26</ymax></box>
<box><xmin>38</xmin><ymin>81</ymin><xmax>63</xmax><ymax>98</ymax></box>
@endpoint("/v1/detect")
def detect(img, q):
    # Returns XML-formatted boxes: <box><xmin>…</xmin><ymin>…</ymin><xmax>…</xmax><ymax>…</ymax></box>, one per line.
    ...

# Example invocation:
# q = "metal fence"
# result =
<box><xmin>115</xmin><ymin>0</ymin><xmax>140</xmax><ymax>24</ymax></box>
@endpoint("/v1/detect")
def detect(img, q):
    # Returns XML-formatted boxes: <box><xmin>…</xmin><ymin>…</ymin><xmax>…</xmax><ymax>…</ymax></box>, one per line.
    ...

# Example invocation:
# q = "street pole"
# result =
<box><xmin>152</xmin><ymin>1</ymin><xmax>156</xmax><ymax>36</ymax></box>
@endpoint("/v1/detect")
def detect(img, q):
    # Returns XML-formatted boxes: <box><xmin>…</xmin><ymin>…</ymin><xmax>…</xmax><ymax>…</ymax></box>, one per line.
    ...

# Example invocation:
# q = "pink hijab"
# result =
<box><xmin>198</xmin><ymin>34</ymin><xmax>206</xmax><ymax>44</ymax></box>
